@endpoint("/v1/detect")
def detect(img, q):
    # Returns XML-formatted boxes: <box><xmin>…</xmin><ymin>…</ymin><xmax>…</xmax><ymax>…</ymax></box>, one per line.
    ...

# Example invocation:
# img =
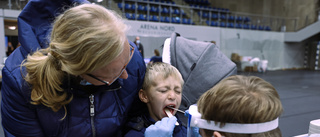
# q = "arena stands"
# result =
<box><xmin>116</xmin><ymin>0</ymin><xmax>273</xmax><ymax>31</ymax></box>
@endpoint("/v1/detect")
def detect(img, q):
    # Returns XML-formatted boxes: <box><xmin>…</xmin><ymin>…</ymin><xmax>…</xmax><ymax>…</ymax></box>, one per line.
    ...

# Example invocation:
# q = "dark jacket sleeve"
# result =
<box><xmin>1</xmin><ymin>60</ymin><xmax>45</xmax><ymax>136</ymax></box>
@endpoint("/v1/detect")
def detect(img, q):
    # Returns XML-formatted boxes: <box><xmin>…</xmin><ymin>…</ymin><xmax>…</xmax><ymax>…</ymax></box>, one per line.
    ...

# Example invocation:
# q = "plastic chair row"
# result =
<box><xmin>118</xmin><ymin>1</ymin><xmax>175</xmax><ymax>10</ymax></box>
<box><xmin>125</xmin><ymin>13</ymin><xmax>193</xmax><ymax>24</ymax></box>
<box><xmin>205</xmin><ymin>21</ymin><xmax>272</xmax><ymax>31</ymax></box>
<box><xmin>160</xmin><ymin>16</ymin><xmax>193</xmax><ymax>24</ymax></box>
<box><xmin>191</xmin><ymin>5</ymin><xmax>230</xmax><ymax>12</ymax></box>
<box><xmin>118</xmin><ymin>3</ymin><xmax>185</xmax><ymax>15</ymax></box>
<box><xmin>199</xmin><ymin>12</ymin><xmax>250</xmax><ymax>22</ymax></box>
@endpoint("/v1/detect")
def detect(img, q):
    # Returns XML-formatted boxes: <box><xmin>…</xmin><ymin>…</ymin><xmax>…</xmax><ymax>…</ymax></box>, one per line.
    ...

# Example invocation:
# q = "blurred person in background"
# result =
<box><xmin>134</xmin><ymin>36</ymin><xmax>144</xmax><ymax>58</ymax></box>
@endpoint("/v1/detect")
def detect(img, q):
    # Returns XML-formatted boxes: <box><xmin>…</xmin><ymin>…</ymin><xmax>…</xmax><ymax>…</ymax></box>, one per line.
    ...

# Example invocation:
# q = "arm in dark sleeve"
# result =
<box><xmin>1</xmin><ymin>67</ymin><xmax>44</xmax><ymax>136</ymax></box>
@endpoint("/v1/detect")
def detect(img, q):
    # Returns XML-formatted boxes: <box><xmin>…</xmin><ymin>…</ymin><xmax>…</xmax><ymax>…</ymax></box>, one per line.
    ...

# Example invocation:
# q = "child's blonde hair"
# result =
<box><xmin>23</xmin><ymin>4</ymin><xmax>128</xmax><ymax>112</ymax></box>
<box><xmin>142</xmin><ymin>62</ymin><xmax>184</xmax><ymax>91</ymax></box>
<box><xmin>197</xmin><ymin>75</ymin><xmax>283</xmax><ymax>137</ymax></box>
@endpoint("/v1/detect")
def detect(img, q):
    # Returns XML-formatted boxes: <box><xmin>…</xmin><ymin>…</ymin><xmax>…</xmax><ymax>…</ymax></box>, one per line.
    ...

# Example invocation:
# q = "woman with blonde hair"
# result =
<box><xmin>197</xmin><ymin>75</ymin><xmax>283</xmax><ymax>137</ymax></box>
<box><xmin>1</xmin><ymin>0</ymin><xmax>146</xmax><ymax>136</ymax></box>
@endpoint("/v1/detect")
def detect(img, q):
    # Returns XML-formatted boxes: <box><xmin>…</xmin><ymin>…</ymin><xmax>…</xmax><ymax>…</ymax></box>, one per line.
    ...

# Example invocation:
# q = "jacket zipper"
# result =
<box><xmin>89</xmin><ymin>94</ymin><xmax>96</xmax><ymax>137</ymax></box>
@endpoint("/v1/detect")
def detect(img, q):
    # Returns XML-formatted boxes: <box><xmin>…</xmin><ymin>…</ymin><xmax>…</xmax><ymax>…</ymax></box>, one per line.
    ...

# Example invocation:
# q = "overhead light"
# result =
<box><xmin>97</xmin><ymin>0</ymin><xmax>103</xmax><ymax>2</ymax></box>
<box><xmin>8</xmin><ymin>26</ymin><xmax>16</xmax><ymax>30</ymax></box>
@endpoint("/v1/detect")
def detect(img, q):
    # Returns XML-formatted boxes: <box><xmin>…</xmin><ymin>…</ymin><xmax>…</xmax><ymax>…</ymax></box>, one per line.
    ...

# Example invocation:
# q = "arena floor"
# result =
<box><xmin>239</xmin><ymin>70</ymin><xmax>320</xmax><ymax>137</ymax></box>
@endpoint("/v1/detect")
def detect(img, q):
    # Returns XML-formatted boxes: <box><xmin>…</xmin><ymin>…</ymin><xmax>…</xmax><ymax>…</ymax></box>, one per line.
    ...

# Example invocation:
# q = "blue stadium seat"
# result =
<box><xmin>251</xmin><ymin>24</ymin><xmax>257</xmax><ymax>30</ymax></box>
<box><xmin>182</xmin><ymin>18</ymin><xmax>191</xmax><ymax>24</ymax></box>
<box><xmin>138</xmin><ymin>14</ymin><xmax>147</xmax><ymax>21</ymax></box>
<box><xmin>243</xmin><ymin>24</ymin><xmax>250</xmax><ymax>29</ymax></box>
<box><xmin>258</xmin><ymin>25</ymin><xmax>264</xmax><ymax>30</ymax></box>
<box><xmin>137</xmin><ymin>4</ymin><xmax>143</xmax><ymax>11</ymax></box>
<box><xmin>138</xmin><ymin>5</ymin><xmax>148</xmax><ymax>12</ymax></box>
<box><xmin>211</xmin><ymin>13</ymin><xmax>218</xmax><ymax>19</ymax></box>
<box><xmin>125</xmin><ymin>13</ymin><xmax>132</xmax><ymax>20</ymax></box>
<box><xmin>160</xmin><ymin>16</ymin><xmax>165</xmax><ymax>22</ymax></box>
<box><xmin>148</xmin><ymin>15</ymin><xmax>152</xmax><ymax>21</ymax></box>
<box><xmin>205</xmin><ymin>20</ymin><xmax>210</xmax><ymax>25</ymax></box>
<box><xmin>173</xmin><ymin>9</ymin><xmax>180</xmax><ymax>15</ymax></box>
<box><xmin>244</xmin><ymin>17</ymin><xmax>251</xmax><ymax>22</ymax></box>
<box><xmin>132</xmin><ymin>13</ymin><xmax>136</xmax><ymax>19</ymax></box>
<box><xmin>220</xmin><ymin>22</ymin><xmax>226</xmax><ymax>27</ymax></box>
<box><xmin>236</xmin><ymin>23</ymin><xmax>242</xmax><ymax>28</ymax></box>
<box><xmin>165</xmin><ymin>16</ymin><xmax>170</xmax><ymax>22</ymax></box>
<box><xmin>131</xmin><ymin>4</ymin><xmax>136</xmax><ymax>10</ymax></box>
<box><xmin>265</xmin><ymin>26</ymin><xmax>271</xmax><ymax>31</ymax></box>
<box><xmin>150</xmin><ymin>6</ymin><xmax>159</xmax><ymax>13</ymax></box>
<box><xmin>202</xmin><ymin>12</ymin><xmax>209</xmax><ymax>18</ymax></box>
<box><xmin>160</xmin><ymin>16</ymin><xmax>170</xmax><ymax>22</ymax></box>
<box><xmin>161</xmin><ymin>7</ymin><xmax>169</xmax><ymax>14</ymax></box>
<box><xmin>211</xmin><ymin>21</ymin><xmax>218</xmax><ymax>26</ymax></box>
<box><xmin>125</xmin><ymin>3</ymin><xmax>131</xmax><ymax>10</ymax></box>
<box><xmin>227</xmin><ymin>22</ymin><xmax>234</xmax><ymax>28</ymax></box>
<box><xmin>206</xmin><ymin>20</ymin><xmax>218</xmax><ymax>26</ymax></box>
<box><xmin>152</xmin><ymin>15</ymin><xmax>159</xmax><ymax>22</ymax></box>
<box><xmin>236</xmin><ymin>16</ymin><xmax>243</xmax><ymax>22</ymax></box>
<box><xmin>172</xmin><ymin>17</ymin><xmax>180</xmax><ymax>23</ymax></box>
<box><xmin>117</xmin><ymin>3</ymin><xmax>123</xmax><ymax>10</ymax></box>
<box><xmin>220</xmin><ymin>14</ymin><xmax>226</xmax><ymax>20</ymax></box>
<box><xmin>228</xmin><ymin>15</ymin><xmax>235</xmax><ymax>21</ymax></box>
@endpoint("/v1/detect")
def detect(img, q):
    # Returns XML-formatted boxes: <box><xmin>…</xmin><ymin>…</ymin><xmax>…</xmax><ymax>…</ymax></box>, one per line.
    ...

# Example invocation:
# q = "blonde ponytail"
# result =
<box><xmin>23</xmin><ymin>48</ymin><xmax>72</xmax><ymax>112</ymax></box>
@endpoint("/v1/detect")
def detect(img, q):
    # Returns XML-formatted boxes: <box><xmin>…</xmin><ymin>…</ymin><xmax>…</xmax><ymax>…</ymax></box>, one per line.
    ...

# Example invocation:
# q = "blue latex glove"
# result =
<box><xmin>184</xmin><ymin>110</ymin><xmax>189</xmax><ymax>117</ymax></box>
<box><xmin>145</xmin><ymin>116</ymin><xmax>177</xmax><ymax>137</ymax></box>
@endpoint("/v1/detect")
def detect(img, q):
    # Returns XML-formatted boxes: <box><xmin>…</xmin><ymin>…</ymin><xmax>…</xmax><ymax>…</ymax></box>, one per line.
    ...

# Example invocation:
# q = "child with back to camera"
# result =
<box><xmin>125</xmin><ymin>62</ymin><xmax>187</xmax><ymax>137</ymax></box>
<box><xmin>196</xmin><ymin>75</ymin><xmax>283</xmax><ymax>137</ymax></box>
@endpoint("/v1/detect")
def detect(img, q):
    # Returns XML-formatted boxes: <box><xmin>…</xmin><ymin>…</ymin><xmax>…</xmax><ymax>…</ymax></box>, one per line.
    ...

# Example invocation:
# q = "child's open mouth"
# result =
<box><xmin>163</xmin><ymin>105</ymin><xmax>175</xmax><ymax>116</ymax></box>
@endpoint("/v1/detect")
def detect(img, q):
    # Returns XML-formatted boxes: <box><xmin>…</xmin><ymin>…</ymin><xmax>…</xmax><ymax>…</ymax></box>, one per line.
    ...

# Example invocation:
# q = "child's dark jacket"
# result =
<box><xmin>124</xmin><ymin>113</ymin><xmax>187</xmax><ymax>137</ymax></box>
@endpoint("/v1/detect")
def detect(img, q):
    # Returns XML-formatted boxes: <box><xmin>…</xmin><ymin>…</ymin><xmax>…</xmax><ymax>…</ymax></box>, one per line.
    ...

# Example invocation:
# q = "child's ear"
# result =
<box><xmin>139</xmin><ymin>89</ymin><xmax>149</xmax><ymax>103</ymax></box>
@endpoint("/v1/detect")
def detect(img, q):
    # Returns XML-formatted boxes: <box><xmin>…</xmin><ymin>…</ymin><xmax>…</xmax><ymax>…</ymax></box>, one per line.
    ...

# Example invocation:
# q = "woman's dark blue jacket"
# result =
<box><xmin>1</xmin><ymin>0</ymin><xmax>146</xmax><ymax>136</ymax></box>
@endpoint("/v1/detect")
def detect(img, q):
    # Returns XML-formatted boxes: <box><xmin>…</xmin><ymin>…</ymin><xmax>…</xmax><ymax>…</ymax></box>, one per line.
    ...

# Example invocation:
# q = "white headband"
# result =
<box><xmin>188</xmin><ymin>105</ymin><xmax>279</xmax><ymax>134</ymax></box>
